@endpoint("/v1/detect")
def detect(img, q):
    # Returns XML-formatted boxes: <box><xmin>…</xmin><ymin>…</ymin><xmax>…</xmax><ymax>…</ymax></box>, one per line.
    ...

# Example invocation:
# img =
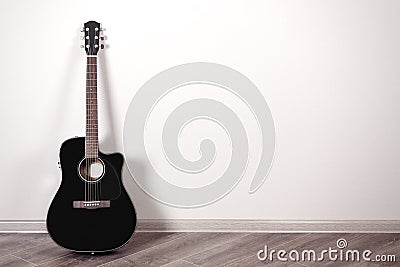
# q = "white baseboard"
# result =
<box><xmin>0</xmin><ymin>220</ymin><xmax>399</xmax><ymax>233</ymax></box>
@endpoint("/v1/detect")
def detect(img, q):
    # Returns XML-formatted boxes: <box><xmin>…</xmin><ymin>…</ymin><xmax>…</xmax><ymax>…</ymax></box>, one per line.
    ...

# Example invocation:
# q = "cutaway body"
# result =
<box><xmin>46</xmin><ymin>137</ymin><xmax>136</xmax><ymax>252</ymax></box>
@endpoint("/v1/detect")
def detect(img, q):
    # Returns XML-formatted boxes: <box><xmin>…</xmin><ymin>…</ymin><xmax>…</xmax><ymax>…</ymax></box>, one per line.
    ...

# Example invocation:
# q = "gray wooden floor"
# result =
<box><xmin>0</xmin><ymin>232</ymin><xmax>398</xmax><ymax>266</ymax></box>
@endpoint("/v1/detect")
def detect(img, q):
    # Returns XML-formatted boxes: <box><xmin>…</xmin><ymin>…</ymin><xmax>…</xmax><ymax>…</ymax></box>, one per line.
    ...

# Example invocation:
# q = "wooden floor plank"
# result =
<box><xmin>226</xmin><ymin>233</ymin><xmax>363</xmax><ymax>266</ymax></box>
<box><xmin>345</xmin><ymin>234</ymin><xmax>400</xmax><ymax>267</ymax></box>
<box><xmin>12</xmin><ymin>240</ymin><xmax>72</xmax><ymax>265</ymax></box>
<box><xmin>184</xmin><ymin>233</ymin><xmax>307</xmax><ymax>266</ymax></box>
<box><xmin>162</xmin><ymin>259</ymin><xmax>200</xmax><ymax>267</ymax></box>
<box><xmin>98</xmin><ymin>258</ymin><xmax>132</xmax><ymax>267</ymax></box>
<box><xmin>38</xmin><ymin>232</ymin><xmax>186</xmax><ymax>267</ymax></box>
<box><xmin>0</xmin><ymin>254</ymin><xmax>36</xmax><ymax>267</ymax></box>
<box><xmin>0</xmin><ymin>234</ymin><xmax>51</xmax><ymax>258</ymax></box>
<box><xmin>308</xmin><ymin>234</ymin><xmax>400</xmax><ymax>267</ymax></box>
<box><xmin>121</xmin><ymin>232</ymin><xmax>245</xmax><ymax>266</ymax></box>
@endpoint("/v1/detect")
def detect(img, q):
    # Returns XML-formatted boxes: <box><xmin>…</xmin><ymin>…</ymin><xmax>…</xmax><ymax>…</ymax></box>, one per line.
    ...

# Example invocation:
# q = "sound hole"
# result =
<box><xmin>78</xmin><ymin>158</ymin><xmax>105</xmax><ymax>182</ymax></box>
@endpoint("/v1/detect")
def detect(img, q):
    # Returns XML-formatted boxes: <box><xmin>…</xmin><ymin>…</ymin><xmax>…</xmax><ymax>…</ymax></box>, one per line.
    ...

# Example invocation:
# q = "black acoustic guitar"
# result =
<box><xmin>47</xmin><ymin>21</ymin><xmax>136</xmax><ymax>252</ymax></box>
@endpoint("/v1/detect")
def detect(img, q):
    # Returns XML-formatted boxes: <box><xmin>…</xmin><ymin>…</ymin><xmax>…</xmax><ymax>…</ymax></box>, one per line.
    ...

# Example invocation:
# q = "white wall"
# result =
<box><xmin>0</xmin><ymin>0</ymin><xmax>399</xmax><ymax>220</ymax></box>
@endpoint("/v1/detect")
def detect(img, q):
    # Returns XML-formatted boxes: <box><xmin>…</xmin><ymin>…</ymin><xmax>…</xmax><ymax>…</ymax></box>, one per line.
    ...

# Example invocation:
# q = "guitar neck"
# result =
<box><xmin>85</xmin><ymin>56</ymin><xmax>99</xmax><ymax>158</ymax></box>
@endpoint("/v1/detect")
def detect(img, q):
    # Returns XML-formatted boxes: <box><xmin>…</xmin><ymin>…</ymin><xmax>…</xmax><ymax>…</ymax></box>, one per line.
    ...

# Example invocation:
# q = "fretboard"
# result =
<box><xmin>85</xmin><ymin>56</ymin><xmax>98</xmax><ymax>158</ymax></box>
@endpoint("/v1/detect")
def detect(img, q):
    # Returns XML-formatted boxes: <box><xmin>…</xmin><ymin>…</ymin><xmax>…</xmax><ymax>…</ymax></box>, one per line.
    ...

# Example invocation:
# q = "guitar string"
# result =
<box><xmin>84</xmin><ymin>47</ymin><xmax>89</xmax><ymax>201</ymax></box>
<box><xmin>91</xmin><ymin>48</ymin><xmax>93</xmax><ymax>202</ymax></box>
<box><xmin>94</xmin><ymin>53</ymin><xmax>98</xmax><ymax>202</ymax></box>
<box><xmin>95</xmin><ymin>50</ymin><xmax>98</xmax><ymax>202</ymax></box>
<box><xmin>96</xmin><ymin>53</ymin><xmax>98</xmax><ymax>202</ymax></box>
<box><xmin>88</xmin><ymin>53</ymin><xmax>91</xmax><ymax>202</ymax></box>
<box><xmin>88</xmin><ymin>51</ymin><xmax>91</xmax><ymax>202</ymax></box>
<box><xmin>92</xmin><ymin>46</ymin><xmax>100</xmax><ymax>201</ymax></box>
<box><xmin>86</xmin><ymin>50</ymin><xmax>92</xmax><ymax>201</ymax></box>
<box><xmin>90</xmin><ymin>49</ymin><xmax>94</xmax><ymax>202</ymax></box>
<box><xmin>90</xmin><ymin>52</ymin><xmax>93</xmax><ymax>202</ymax></box>
<box><xmin>87</xmin><ymin>52</ymin><xmax>90</xmax><ymax>202</ymax></box>
<box><xmin>97</xmin><ymin>53</ymin><xmax>100</xmax><ymax>202</ymax></box>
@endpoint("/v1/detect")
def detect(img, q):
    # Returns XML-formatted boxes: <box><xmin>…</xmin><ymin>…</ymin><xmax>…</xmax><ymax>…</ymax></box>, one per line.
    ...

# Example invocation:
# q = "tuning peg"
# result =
<box><xmin>80</xmin><ymin>45</ymin><xmax>84</xmax><ymax>48</ymax></box>
<box><xmin>100</xmin><ymin>36</ymin><xmax>105</xmax><ymax>40</ymax></box>
<box><xmin>80</xmin><ymin>28</ymin><xmax>84</xmax><ymax>32</ymax></box>
<box><xmin>80</xmin><ymin>36</ymin><xmax>84</xmax><ymax>40</ymax></box>
<box><xmin>100</xmin><ymin>28</ymin><xmax>106</xmax><ymax>31</ymax></box>
<box><xmin>100</xmin><ymin>44</ymin><xmax>104</xmax><ymax>49</ymax></box>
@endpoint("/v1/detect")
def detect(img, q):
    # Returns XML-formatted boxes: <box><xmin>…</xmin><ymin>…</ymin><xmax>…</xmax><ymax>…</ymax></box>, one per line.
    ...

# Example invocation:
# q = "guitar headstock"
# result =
<box><xmin>81</xmin><ymin>21</ymin><xmax>104</xmax><ymax>55</ymax></box>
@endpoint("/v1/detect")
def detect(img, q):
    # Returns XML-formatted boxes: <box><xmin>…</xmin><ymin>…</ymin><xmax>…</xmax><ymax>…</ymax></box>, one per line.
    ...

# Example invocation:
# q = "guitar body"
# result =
<box><xmin>47</xmin><ymin>137</ymin><xmax>136</xmax><ymax>252</ymax></box>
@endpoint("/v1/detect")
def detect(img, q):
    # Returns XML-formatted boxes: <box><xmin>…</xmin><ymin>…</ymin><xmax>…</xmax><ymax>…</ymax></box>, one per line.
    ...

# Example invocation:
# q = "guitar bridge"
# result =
<box><xmin>73</xmin><ymin>200</ymin><xmax>110</xmax><ymax>209</ymax></box>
